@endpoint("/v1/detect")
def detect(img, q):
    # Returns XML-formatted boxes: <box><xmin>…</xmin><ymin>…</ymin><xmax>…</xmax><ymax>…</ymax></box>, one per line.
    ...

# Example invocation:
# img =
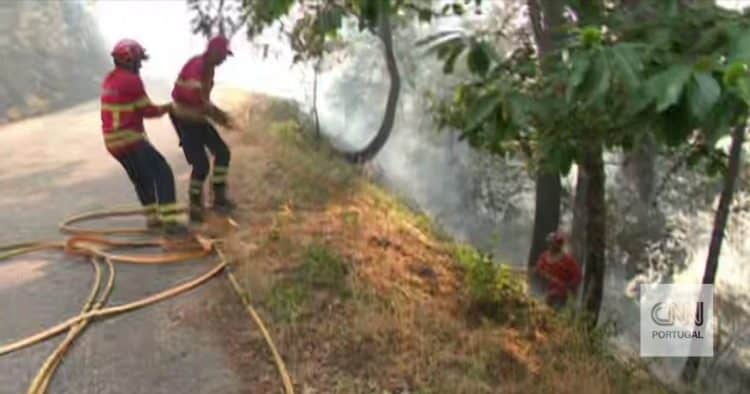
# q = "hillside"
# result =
<box><xmin>212</xmin><ymin>91</ymin><xmax>670</xmax><ymax>393</ymax></box>
<box><xmin>0</xmin><ymin>1</ymin><xmax>108</xmax><ymax>124</ymax></box>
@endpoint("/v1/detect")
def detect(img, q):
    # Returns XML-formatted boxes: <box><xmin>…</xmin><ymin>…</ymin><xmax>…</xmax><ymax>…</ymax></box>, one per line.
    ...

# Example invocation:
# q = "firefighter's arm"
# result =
<box><xmin>200</xmin><ymin>68</ymin><xmax>232</xmax><ymax>127</ymax></box>
<box><xmin>132</xmin><ymin>77</ymin><xmax>170</xmax><ymax>118</ymax></box>
<box><xmin>534</xmin><ymin>257</ymin><xmax>554</xmax><ymax>282</ymax></box>
<box><xmin>141</xmin><ymin>100</ymin><xmax>171</xmax><ymax>118</ymax></box>
<box><xmin>535</xmin><ymin>258</ymin><xmax>565</xmax><ymax>287</ymax></box>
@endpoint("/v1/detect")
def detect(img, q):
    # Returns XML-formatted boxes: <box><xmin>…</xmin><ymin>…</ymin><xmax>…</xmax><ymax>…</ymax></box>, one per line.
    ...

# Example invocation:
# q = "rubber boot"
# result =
<box><xmin>163</xmin><ymin>222</ymin><xmax>191</xmax><ymax>238</ymax></box>
<box><xmin>146</xmin><ymin>215</ymin><xmax>163</xmax><ymax>230</ymax></box>
<box><xmin>144</xmin><ymin>204</ymin><xmax>161</xmax><ymax>230</ymax></box>
<box><xmin>190</xmin><ymin>205</ymin><xmax>205</xmax><ymax>223</ymax></box>
<box><xmin>189</xmin><ymin>188</ymin><xmax>205</xmax><ymax>224</ymax></box>
<box><xmin>212</xmin><ymin>184</ymin><xmax>236</xmax><ymax>215</ymax></box>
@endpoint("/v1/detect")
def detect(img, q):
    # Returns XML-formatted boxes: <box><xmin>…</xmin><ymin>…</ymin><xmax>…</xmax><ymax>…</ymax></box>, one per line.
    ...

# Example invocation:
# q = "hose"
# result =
<box><xmin>27</xmin><ymin>258</ymin><xmax>113</xmax><ymax>394</ymax></box>
<box><xmin>0</xmin><ymin>207</ymin><xmax>294</xmax><ymax>394</ymax></box>
<box><xmin>218</xmin><ymin>247</ymin><xmax>295</xmax><ymax>394</ymax></box>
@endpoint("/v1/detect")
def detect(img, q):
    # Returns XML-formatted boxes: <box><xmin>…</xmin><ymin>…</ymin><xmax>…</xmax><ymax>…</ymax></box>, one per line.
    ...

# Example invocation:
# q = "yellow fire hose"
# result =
<box><xmin>0</xmin><ymin>207</ymin><xmax>294</xmax><ymax>394</ymax></box>
<box><xmin>28</xmin><ymin>258</ymin><xmax>114</xmax><ymax>394</ymax></box>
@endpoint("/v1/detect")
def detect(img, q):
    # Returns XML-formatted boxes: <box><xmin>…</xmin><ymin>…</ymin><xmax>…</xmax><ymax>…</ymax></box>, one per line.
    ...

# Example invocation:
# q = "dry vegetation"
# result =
<box><xmin>216</xmin><ymin>91</ymin><xmax>669</xmax><ymax>393</ymax></box>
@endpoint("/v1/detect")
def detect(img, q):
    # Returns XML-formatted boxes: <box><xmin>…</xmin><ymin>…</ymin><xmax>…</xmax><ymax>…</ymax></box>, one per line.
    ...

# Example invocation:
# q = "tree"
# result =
<box><xmin>681</xmin><ymin>55</ymin><xmax>750</xmax><ymax>381</ymax></box>
<box><xmin>425</xmin><ymin>0</ymin><xmax>750</xmax><ymax>329</ymax></box>
<box><xmin>526</xmin><ymin>0</ymin><xmax>565</xmax><ymax>294</ymax></box>
<box><xmin>341</xmin><ymin>0</ymin><xmax>400</xmax><ymax>163</ymax></box>
<box><xmin>682</xmin><ymin>122</ymin><xmax>746</xmax><ymax>382</ymax></box>
<box><xmin>187</xmin><ymin>0</ymin><xmax>249</xmax><ymax>38</ymax></box>
<box><xmin>189</xmin><ymin>0</ymin><xmax>461</xmax><ymax>163</ymax></box>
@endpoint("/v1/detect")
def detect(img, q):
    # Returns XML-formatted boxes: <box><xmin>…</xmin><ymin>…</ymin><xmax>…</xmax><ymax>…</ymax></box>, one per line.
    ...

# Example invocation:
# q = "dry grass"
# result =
<box><xmin>220</xmin><ymin>93</ymin><xmax>670</xmax><ymax>394</ymax></box>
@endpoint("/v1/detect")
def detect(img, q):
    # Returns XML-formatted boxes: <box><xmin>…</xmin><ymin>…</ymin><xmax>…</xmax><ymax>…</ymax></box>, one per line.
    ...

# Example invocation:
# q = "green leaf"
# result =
<box><xmin>703</xmin><ymin>95</ymin><xmax>740</xmax><ymax>137</ymax></box>
<box><xmin>737</xmin><ymin>77</ymin><xmax>750</xmax><ymax>105</ymax></box>
<box><xmin>610</xmin><ymin>45</ymin><xmax>642</xmax><ymax>89</ymax></box>
<box><xmin>566</xmin><ymin>53</ymin><xmax>590</xmax><ymax>102</ymax></box>
<box><xmin>648</xmin><ymin>64</ymin><xmax>693</xmax><ymax>112</ymax></box>
<box><xmin>442</xmin><ymin>46</ymin><xmax>463</xmax><ymax>74</ymax></box>
<box><xmin>626</xmin><ymin>85</ymin><xmax>653</xmax><ymax>116</ymax></box>
<box><xmin>582</xmin><ymin>52</ymin><xmax>611</xmax><ymax>107</ymax></box>
<box><xmin>729</xmin><ymin>29</ymin><xmax>750</xmax><ymax>63</ymax></box>
<box><xmin>467</xmin><ymin>42</ymin><xmax>491</xmax><ymax>77</ymax></box>
<box><xmin>506</xmin><ymin>93</ymin><xmax>533</xmax><ymax>130</ymax></box>
<box><xmin>666</xmin><ymin>0</ymin><xmax>679</xmax><ymax>18</ymax></box>
<box><xmin>467</xmin><ymin>93</ymin><xmax>502</xmax><ymax>131</ymax></box>
<box><xmin>687</xmin><ymin>72</ymin><xmax>721</xmax><ymax>120</ymax></box>
<box><xmin>694</xmin><ymin>26</ymin><xmax>727</xmax><ymax>54</ymax></box>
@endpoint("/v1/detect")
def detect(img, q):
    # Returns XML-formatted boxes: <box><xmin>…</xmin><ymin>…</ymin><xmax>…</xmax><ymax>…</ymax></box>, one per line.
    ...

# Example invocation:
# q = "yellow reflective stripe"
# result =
<box><xmin>159</xmin><ymin>203</ymin><xmax>180</xmax><ymax>214</ymax></box>
<box><xmin>213</xmin><ymin>166</ymin><xmax>228</xmax><ymax>184</ymax></box>
<box><xmin>175</xmin><ymin>78</ymin><xmax>202</xmax><ymax>89</ymax></box>
<box><xmin>101</xmin><ymin>97</ymin><xmax>152</xmax><ymax>112</ymax></box>
<box><xmin>104</xmin><ymin>130</ymin><xmax>143</xmax><ymax>142</ymax></box>
<box><xmin>159</xmin><ymin>203</ymin><xmax>182</xmax><ymax>224</ymax></box>
<box><xmin>143</xmin><ymin>204</ymin><xmax>158</xmax><ymax>213</ymax></box>
<box><xmin>104</xmin><ymin>130</ymin><xmax>145</xmax><ymax>149</ymax></box>
<box><xmin>160</xmin><ymin>214</ymin><xmax>180</xmax><ymax>224</ymax></box>
<box><xmin>113</xmin><ymin>111</ymin><xmax>121</xmax><ymax>130</ymax></box>
<box><xmin>189</xmin><ymin>179</ymin><xmax>204</xmax><ymax>193</ymax></box>
<box><xmin>103</xmin><ymin>97</ymin><xmax>151</xmax><ymax>130</ymax></box>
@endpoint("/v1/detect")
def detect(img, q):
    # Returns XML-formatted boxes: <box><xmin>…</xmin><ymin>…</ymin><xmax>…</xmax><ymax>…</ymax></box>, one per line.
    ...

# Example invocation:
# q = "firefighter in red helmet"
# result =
<box><xmin>169</xmin><ymin>35</ymin><xmax>236</xmax><ymax>224</ymax></box>
<box><xmin>100</xmin><ymin>39</ymin><xmax>188</xmax><ymax>236</ymax></box>
<box><xmin>535</xmin><ymin>231</ymin><xmax>582</xmax><ymax>309</ymax></box>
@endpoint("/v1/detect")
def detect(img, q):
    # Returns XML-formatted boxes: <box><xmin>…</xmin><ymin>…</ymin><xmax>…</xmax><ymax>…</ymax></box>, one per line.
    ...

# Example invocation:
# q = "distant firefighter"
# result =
<box><xmin>535</xmin><ymin>231</ymin><xmax>582</xmax><ymax>309</ymax></box>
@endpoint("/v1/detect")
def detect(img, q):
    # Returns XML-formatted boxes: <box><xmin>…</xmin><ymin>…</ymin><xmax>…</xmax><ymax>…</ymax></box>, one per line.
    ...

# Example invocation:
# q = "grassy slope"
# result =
<box><xmin>218</xmin><ymin>91</ymin><xmax>668</xmax><ymax>394</ymax></box>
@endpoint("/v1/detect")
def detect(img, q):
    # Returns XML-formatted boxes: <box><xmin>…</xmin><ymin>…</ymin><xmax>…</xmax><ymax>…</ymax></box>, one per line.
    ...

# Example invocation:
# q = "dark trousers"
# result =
<box><xmin>169</xmin><ymin>114</ymin><xmax>231</xmax><ymax>204</ymax></box>
<box><xmin>115</xmin><ymin>142</ymin><xmax>179</xmax><ymax>222</ymax></box>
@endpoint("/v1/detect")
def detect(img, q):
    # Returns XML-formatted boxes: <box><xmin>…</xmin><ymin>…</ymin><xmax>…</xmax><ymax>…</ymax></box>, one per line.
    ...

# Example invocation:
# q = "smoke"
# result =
<box><xmin>307</xmin><ymin>5</ymin><xmax>536</xmax><ymax>264</ymax></box>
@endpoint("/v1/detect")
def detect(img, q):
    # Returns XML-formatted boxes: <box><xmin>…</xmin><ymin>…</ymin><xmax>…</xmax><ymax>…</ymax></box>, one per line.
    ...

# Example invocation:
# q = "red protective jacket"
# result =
<box><xmin>100</xmin><ymin>68</ymin><xmax>162</xmax><ymax>157</ymax></box>
<box><xmin>172</xmin><ymin>55</ymin><xmax>214</xmax><ymax>109</ymax></box>
<box><xmin>535</xmin><ymin>251</ymin><xmax>582</xmax><ymax>303</ymax></box>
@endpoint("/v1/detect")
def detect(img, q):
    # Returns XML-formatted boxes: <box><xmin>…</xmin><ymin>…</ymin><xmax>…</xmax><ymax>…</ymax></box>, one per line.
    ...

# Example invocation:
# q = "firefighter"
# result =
<box><xmin>534</xmin><ymin>231</ymin><xmax>583</xmax><ymax>309</ymax></box>
<box><xmin>100</xmin><ymin>39</ymin><xmax>188</xmax><ymax>236</ymax></box>
<box><xmin>169</xmin><ymin>35</ymin><xmax>236</xmax><ymax>224</ymax></box>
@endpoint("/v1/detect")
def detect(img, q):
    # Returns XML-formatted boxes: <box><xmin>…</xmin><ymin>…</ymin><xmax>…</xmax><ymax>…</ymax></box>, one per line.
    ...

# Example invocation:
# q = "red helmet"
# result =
<box><xmin>111</xmin><ymin>39</ymin><xmax>149</xmax><ymax>64</ymax></box>
<box><xmin>547</xmin><ymin>231</ymin><xmax>566</xmax><ymax>246</ymax></box>
<box><xmin>206</xmin><ymin>35</ymin><xmax>233</xmax><ymax>57</ymax></box>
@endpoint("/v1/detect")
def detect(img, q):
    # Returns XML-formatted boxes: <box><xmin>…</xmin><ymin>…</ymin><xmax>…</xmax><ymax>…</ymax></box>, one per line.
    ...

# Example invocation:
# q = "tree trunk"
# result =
<box><xmin>526</xmin><ymin>0</ymin><xmax>565</xmax><ymax>290</ymax></box>
<box><xmin>312</xmin><ymin>58</ymin><xmax>321</xmax><ymax>139</ymax></box>
<box><xmin>217</xmin><ymin>0</ymin><xmax>225</xmax><ymax>36</ymax></box>
<box><xmin>528</xmin><ymin>173</ymin><xmax>563</xmax><ymax>292</ymax></box>
<box><xmin>571</xmin><ymin>166</ymin><xmax>588</xmax><ymax>264</ymax></box>
<box><xmin>581</xmin><ymin>145</ymin><xmax>606</xmax><ymax>327</ymax></box>
<box><xmin>343</xmin><ymin>1</ymin><xmax>400</xmax><ymax>164</ymax></box>
<box><xmin>681</xmin><ymin>124</ymin><xmax>746</xmax><ymax>382</ymax></box>
<box><xmin>622</xmin><ymin>136</ymin><xmax>663</xmax><ymax>278</ymax></box>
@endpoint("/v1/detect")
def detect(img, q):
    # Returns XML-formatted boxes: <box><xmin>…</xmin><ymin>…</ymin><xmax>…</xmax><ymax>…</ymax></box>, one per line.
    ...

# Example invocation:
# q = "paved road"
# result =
<box><xmin>0</xmin><ymin>86</ymin><xmax>257</xmax><ymax>393</ymax></box>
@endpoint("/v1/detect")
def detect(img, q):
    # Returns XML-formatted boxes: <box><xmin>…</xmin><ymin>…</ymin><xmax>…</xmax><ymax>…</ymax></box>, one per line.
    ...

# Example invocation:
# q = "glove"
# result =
<box><xmin>158</xmin><ymin>103</ymin><xmax>173</xmax><ymax>116</ymax></box>
<box><xmin>209</xmin><ymin>106</ymin><xmax>233</xmax><ymax>128</ymax></box>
